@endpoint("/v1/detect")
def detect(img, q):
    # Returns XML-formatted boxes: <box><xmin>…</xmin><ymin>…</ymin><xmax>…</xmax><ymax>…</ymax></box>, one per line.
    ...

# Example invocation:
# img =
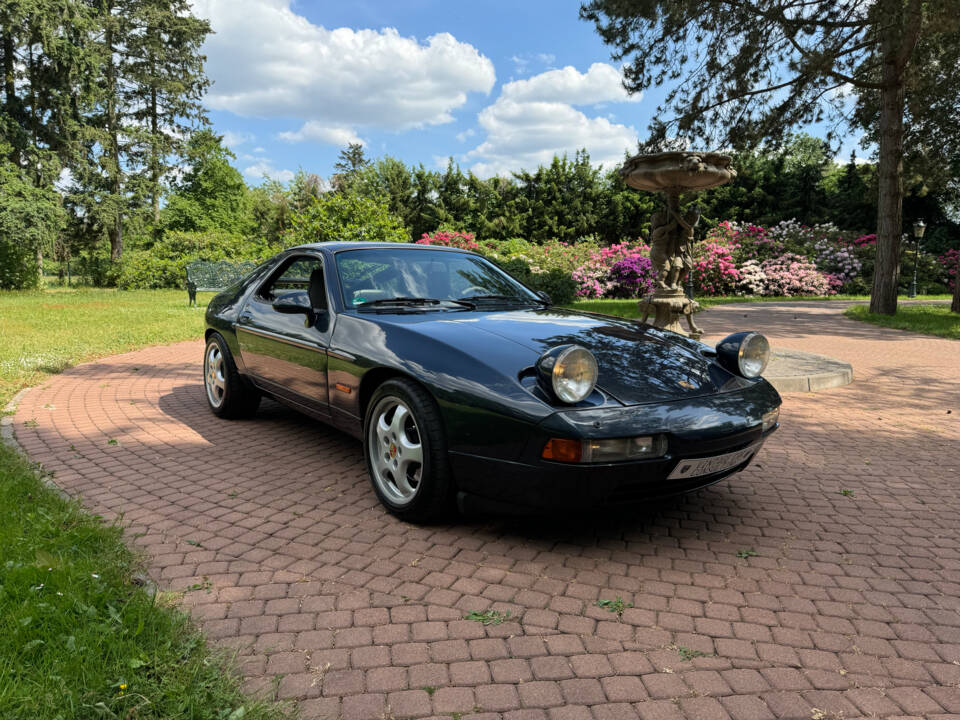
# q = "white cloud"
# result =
<box><xmin>278</xmin><ymin>122</ymin><xmax>364</xmax><ymax>147</ymax></box>
<box><xmin>500</xmin><ymin>62</ymin><xmax>639</xmax><ymax>106</ymax></box>
<box><xmin>464</xmin><ymin>64</ymin><xmax>640</xmax><ymax>177</ymax></box>
<box><xmin>243</xmin><ymin>160</ymin><xmax>294</xmax><ymax>183</ymax></box>
<box><xmin>191</xmin><ymin>0</ymin><xmax>495</xmax><ymax>141</ymax></box>
<box><xmin>455</xmin><ymin>128</ymin><xmax>476</xmax><ymax>142</ymax></box>
<box><xmin>221</xmin><ymin>130</ymin><xmax>253</xmax><ymax>148</ymax></box>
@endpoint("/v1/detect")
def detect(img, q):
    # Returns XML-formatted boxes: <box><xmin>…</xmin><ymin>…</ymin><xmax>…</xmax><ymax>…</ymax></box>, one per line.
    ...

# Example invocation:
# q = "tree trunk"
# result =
<box><xmin>952</xmin><ymin>274</ymin><xmax>960</xmax><ymax>313</ymax></box>
<box><xmin>105</xmin><ymin>9</ymin><xmax>123</xmax><ymax>262</ymax></box>
<box><xmin>150</xmin><ymin>85</ymin><xmax>160</xmax><ymax>233</ymax></box>
<box><xmin>869</xmin><ymin>35</ymin><xmax>907</xmax><ymax>316</ymax></box>
<box><xmin>35</xmin><ymin>244</ymin><xmax>43</xmax><ymax>286</ymax></box>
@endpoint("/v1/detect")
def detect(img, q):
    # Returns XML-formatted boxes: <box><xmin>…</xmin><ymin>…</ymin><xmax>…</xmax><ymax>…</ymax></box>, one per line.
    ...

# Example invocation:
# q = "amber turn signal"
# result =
<box><xmin>541</xmin><ymin>437</ymin><xmax>582</xmax><ymax>463</ymax></box>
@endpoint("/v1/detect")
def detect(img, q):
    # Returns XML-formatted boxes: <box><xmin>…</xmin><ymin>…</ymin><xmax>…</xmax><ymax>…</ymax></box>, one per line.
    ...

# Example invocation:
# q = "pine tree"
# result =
<box><xmin>125</xmin><ymin>0</ymin><xmax>210</xmax><ymax>230</ymax></box>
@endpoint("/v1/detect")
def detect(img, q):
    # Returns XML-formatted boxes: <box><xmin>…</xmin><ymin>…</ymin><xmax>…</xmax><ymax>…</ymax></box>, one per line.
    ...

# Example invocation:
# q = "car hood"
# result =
<box><xmin>376</xmin><ymin>306</ymin><xmax>748</xmax><ymax>405</ymax></box>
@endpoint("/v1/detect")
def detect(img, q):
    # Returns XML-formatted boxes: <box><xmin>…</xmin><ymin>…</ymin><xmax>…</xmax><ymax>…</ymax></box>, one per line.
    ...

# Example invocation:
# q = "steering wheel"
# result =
<box><xmin>460</xmin><ymin>286</ymin><xmax>487</xmax><ymax>297</ymax></box>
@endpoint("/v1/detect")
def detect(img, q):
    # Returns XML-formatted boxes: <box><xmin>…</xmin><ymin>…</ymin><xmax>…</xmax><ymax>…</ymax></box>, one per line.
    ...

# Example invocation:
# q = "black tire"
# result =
<box><xmin>203</xmin><ymin>333</ymin><xmax>261</xmax><ymax>419</ymax></box>
<box><xmin>362</xmin><ymin>378</ymin><xmax>454</xmax><ymax>523</ymax></box>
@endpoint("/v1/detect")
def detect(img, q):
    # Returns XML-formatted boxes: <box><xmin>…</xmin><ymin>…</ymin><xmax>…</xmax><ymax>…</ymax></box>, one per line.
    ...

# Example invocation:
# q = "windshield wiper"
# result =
<box><xmin>356</xmin><ymin>297</ymin><xmax>475</xmax><ymax>310</ymax></box>
<box><xmin>457</xmin><ymin>294</ymin><xmax>545</xmax><ymax>305</ymax></box>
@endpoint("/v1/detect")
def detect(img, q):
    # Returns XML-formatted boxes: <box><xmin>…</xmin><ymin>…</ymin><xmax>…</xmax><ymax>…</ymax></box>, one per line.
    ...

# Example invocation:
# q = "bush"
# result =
<box><xmin>608</xmin><ymin>254</ymin><xmax>656</xmax><ymax>298</ymax></box>
<box><xmin>692</xmin><ymin>241</ymin><xmax>741</xmax><ymax>296</ymax></box>
<box><xmin>417</xmin><ymin>230</ymin><xmax>480</xmax><ymax>251</ymax></box>
<box><xmin>571</xmin><ymin>241</ymin><xmax>649</xmax><ymax>298</ymax></box>
<box><xmin>117</xmin><ymin>232</ymin><xmax>275</xmax><ymax>289</ymax></box>
<box><xmin>497</xmin><ymin>257</ymin><xmax>578</xmax><ymax>305</ymax></box>
<box><xmin>760</xmin><ymin>253</ymin><xmax>835</xmax><ymax>296</ymax></box>
<box><xmin>939</xmin><ymin>249</ymin><xmax>958</xmax><ymax>291</ymax></box>
<box><xmin>287</xmin><ymin>192</ymin><xmax>409</xmax><ymax>245</ymax></box>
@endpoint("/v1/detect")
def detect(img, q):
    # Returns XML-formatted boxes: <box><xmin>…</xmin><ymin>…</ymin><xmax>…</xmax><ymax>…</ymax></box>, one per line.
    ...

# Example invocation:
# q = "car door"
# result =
<box><xmin>235</xmin><ymin>254</ymin><xmax>333</xmax><ymax>416</ymax></box>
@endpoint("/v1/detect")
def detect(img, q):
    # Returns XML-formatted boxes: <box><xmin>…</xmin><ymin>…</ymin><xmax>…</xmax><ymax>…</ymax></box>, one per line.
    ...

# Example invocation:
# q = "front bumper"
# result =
<box><xmin>449</xmin><ymin>380</ymin><xmax>782</xmax><ymax>513</ymax></box>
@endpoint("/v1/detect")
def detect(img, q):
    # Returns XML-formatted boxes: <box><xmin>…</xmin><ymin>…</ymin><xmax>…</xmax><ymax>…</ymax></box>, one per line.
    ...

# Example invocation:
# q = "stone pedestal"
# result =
<box><xmin>638</xmin><ymin>289</ymin><xmax>703</xmax><ymax>339</ymax></box>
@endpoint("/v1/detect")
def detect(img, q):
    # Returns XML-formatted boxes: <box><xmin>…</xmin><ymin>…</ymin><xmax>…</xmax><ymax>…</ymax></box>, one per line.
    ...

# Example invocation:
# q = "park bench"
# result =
<box><xmin>186</xmin><ymin>259</ymin><xmax>259</xmax><ymax>305</ymax></box>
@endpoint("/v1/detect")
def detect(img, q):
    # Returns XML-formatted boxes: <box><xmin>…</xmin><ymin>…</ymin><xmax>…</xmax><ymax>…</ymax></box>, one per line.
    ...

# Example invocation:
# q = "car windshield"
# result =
<box><xmin>335</xmin><ymin>247</ymin><xmax>540</xmax><ymax>308</ymax></box>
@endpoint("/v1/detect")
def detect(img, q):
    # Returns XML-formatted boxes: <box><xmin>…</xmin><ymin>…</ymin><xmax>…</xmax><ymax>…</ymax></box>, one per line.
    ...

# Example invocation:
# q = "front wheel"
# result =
<box><xmin>204</xmin><ymin>333</ymin><xmax>260</xmax><ymax>419</ymax></box>
<box><xmin>363</xmin><ymin>378</ymin><xmax>453</xmax><ymax>523</ymax></box>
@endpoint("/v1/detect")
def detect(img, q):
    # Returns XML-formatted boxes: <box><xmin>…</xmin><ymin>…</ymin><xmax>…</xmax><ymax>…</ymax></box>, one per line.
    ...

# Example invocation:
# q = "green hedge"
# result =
<box><xmin>117</xmin><ymin>232</ymin><xmax>277</xmax><ymax>289</ymax></box>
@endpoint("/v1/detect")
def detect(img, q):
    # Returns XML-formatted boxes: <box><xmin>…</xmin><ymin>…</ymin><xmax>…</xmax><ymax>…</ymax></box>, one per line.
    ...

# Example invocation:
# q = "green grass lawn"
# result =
<box><xmin>568</xmin><ymin>294</ymin><xmax>951</xmax><ymax>320</ymax></box>
<box><xmin>0</xmin><ymin>288</ymin><xmax>213</xmax><ymax>408</ymax></box>
<box><xmin>1</xmin><ymin>288</ymin><xmax>289</xmax><ymax>719</ymax></box>
<box><xmin>844</xmin><ymin>303</ymin><xmax>960</xmax><ymax>340</ymax></box>
<box><xmin>0</xmin><ymin>446</ymin><xmax>289</xmax><ymax>720</ymax></box>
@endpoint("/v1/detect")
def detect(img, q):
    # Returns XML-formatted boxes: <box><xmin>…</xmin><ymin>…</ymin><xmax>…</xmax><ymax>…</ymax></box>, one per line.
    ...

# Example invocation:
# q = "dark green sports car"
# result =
<box><xmin>203</xmin><ymin>242</ymin><xmax>781</xmax><ymax>522</ymax></box>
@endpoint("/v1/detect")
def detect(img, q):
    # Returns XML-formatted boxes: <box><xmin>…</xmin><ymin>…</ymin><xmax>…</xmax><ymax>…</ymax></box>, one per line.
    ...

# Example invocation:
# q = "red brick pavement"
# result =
<box><xmin>11</xmin><ymin>301</ymin><xmax>960</xmax><ymax>719</ymax></box>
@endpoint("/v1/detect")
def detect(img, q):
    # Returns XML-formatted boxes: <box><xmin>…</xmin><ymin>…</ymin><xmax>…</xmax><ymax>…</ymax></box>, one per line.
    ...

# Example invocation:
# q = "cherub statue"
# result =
<box><xmin>648</xmin><ymin>208</ymin><xmax>677</xmax><ymax>290</ymax></box>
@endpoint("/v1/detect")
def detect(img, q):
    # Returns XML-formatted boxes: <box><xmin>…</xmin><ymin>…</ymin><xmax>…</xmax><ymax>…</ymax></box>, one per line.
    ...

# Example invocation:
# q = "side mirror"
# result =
<box><xmin>536</xmin><ymin>290</ymin><xmax>552</xmax><ymax>305</ymax></box>
<box><xmin>273</xmin><ymin>291</ymin><xmax>311</xmax><ymax>314</ymax></box>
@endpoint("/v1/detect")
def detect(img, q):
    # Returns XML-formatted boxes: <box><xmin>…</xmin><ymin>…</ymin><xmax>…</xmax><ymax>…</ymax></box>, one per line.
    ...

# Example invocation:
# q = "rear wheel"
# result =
<box><xmin>204</xmin><ymin>333</ymin><xmax>260</xmax><ymax>419</ymax></box>
<box><xmin>363</xmin><ymin>378</ymin><xmax>453</xmax><ymax>523</ymax></box>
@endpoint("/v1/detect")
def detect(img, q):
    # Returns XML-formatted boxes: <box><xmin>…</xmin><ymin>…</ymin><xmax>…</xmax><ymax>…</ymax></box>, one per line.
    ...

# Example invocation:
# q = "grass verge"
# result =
<box><xmin>0</xmin><ymin>288</ymin><xmax>213</xmax><ymax>407</ymax></box>
<box><xmin>569</xmin><ymin>294</ymin><xmax>951</xmax><ymax>320</ymax></box>
<box><xmin>0</xmin><ymin>443</ymin><xmax>288</xmax><ymax>719</ymax></box>
<box><xmin>1</xmin><ymin>287</ymin><xmax>288</xmax><ymax>719</ymax></box>
<box><xmin>844</xmin><ymin>303</ymin><xmax>960</xmax><ymax>340</ymax></box>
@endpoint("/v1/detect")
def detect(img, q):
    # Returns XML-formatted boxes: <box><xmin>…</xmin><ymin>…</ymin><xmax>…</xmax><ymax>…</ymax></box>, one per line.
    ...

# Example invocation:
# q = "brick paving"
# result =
<box><xmin>12</xmin><ymin>301</ymin><xmax>960</xmax><ymax>720</ymax></box>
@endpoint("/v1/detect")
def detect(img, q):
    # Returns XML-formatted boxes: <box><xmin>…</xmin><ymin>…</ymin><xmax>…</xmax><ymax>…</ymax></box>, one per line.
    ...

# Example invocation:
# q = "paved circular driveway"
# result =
<box><xmin>13</xmin><ymin>302</ymin><xmax>960</xmax><ymax>720</ymax></box>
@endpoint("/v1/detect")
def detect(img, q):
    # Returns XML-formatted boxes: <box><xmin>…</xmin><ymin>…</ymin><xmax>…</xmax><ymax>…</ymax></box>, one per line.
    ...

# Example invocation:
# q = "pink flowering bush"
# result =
<box><xmin>417</xmin><ymin>230</ymin><xmax>479</xmax><ymax>251</ymax></box>
<box><xmin>760</xmin><ymin>253</ymin><xmax>835</xmax><ymax>296</ymax></box>
<box><xmin>692</xmin><ymin>241</ymin><xmax>741</xmax><ymax>295</ymax></box>
<box><xmin>940</xmin><ymin>248</ymin><xmax>959</xmax><ymax>290</ymax></box>
<box><xmin>571</xmin><ymin>241</ymin><xmax>650</xmax><ymax>298</ymax></box>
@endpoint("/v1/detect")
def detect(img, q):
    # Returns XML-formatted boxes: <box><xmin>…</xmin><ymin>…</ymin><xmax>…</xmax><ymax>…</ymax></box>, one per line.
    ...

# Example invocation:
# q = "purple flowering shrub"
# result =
<box><xmin>571</xmin><ymin>241</ymin><xmax>650</xmax><ymax>298</ymax></box>
<box><xmin>813</xmin><ymin>238</ymin><xmax>863</xmax><ymax>286</ymax></box>
<box><xmin>608</xmin><ymin>254</ymin><xmax>656</xmax><ymax>298</ymax></box>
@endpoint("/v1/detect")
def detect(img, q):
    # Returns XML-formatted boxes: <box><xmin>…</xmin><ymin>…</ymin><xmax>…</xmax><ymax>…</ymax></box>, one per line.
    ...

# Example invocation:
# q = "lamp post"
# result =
<box><xmin>909</xmin><ymin>219</ymin><xmax>926</xmax><ymax>298</ymax></box>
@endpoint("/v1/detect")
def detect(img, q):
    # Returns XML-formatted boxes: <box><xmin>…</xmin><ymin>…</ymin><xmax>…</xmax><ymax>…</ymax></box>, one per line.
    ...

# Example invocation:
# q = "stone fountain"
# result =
<box><xmin>621</xmin><ymin>151</ymin><xmax>737</xmax><ymax>339</ymax></box>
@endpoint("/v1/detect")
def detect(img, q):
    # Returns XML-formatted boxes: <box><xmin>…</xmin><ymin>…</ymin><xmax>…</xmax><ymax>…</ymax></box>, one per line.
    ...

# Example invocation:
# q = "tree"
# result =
<box><xmin>581</xmin><ymin>0</ymin><xmax>960</xmax><ymax>315</ymax></box>
<box><xmin>162</xmin><ymin>130</ymin><xmax>250</xmax><ymax>234</ymax></box>
<box><xmin>331</xmin><ymin>142</ymin><xmax>369</xmax><ymax>191</ymax></box>
<box><xmin>124</xmin><ymin>0</ymin><xmax>210</xmax><ymax>230</ymax></box>
<box><xmin>1</xmin><ymin>0</ymin><xmax>96</xmax><ymax>273</ymax></box>
<box><xmin>0</xmin><ymin>150</ymin><xmax>65</xmax><ymax>288</ymax></box>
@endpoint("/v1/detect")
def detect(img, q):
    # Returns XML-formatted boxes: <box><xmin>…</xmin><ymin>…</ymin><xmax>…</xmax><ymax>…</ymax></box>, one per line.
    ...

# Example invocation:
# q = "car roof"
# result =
<box><xmin>288</xmin><ymin>241</ymin><xmax>475</xmax><ymax>254</ymax></box>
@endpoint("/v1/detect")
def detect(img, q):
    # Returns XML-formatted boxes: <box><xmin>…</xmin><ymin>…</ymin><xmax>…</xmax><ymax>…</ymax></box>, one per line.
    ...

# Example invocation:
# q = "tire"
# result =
<box><xmin>203</xmin><ymin>333</ymin><xmax>261</xmax><ymax>419</ymax></box>
<box><xmin>363</xmin><ymin>378</ymin><xmax>454</xmax><ymax>523</ymax></box>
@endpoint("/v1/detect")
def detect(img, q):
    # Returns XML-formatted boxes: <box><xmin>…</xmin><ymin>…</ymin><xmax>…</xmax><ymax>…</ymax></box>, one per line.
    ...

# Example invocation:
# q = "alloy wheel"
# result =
<box><xmin>368</xmin><ymin>396</ymin><xmax>423</xmax><ymax>506</ymax></box>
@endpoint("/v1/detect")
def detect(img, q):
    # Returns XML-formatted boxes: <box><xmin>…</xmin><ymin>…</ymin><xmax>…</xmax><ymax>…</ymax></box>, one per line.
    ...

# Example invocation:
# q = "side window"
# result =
<box><xmin>258</xmin><ymin>256</ymin><xmax>323</xmax><ymax>300</ymax></box>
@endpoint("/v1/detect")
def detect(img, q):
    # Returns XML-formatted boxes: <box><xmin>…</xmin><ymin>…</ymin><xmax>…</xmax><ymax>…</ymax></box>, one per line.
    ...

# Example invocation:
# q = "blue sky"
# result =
<box><xmin>190</xmin><ymin>0</ymin><xmax>856</xmax><ymax>185</ymax></box>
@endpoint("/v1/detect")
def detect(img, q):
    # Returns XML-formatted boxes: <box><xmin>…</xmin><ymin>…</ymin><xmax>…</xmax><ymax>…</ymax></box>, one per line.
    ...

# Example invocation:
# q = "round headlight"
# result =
<box><xmin>738</xmin><ymin>332</ymin><xmax>770</xmax><ymax>377</ymax></box>
<box><xmin>540</xmin><ymin>345</ymin><xmax>598</xmax><ymax>404</ymax></box>
<box><xmin>716</xmin><ymin>331</ymin><xmax>771</xmax><ymax>378</ymax></box>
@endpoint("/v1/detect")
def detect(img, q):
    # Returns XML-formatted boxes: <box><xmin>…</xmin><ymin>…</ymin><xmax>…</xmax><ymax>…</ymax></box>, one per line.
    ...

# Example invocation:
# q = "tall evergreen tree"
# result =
<box><xmin>1</xmin><ymin>0</ymin><xmax>96</xmax><ymax>280</ymax></box>
<box><xmin>125</xmin><ymin>0</ymin><xmax>210</xmax><ymax>229</ymax></box>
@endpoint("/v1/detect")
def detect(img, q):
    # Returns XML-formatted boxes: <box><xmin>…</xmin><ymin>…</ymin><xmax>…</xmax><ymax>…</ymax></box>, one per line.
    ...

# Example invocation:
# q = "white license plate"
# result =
<box><xmin>667</xmin><ymin>443</ymin><xmax>761</xmax><ymax>480</ymax></box>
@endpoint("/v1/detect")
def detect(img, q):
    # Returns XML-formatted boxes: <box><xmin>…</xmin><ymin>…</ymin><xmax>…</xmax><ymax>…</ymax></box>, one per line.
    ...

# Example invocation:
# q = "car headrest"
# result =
<box><xmin>308</xmin><ymin>267</ymin><xmax>326</xmax><ymax>311</ymax></box>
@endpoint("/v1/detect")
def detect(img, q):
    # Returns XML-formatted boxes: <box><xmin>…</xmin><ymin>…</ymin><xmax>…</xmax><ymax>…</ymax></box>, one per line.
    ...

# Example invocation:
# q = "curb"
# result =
<box><xmin>764</xmin><ymin>349</ymin><xmax>854</xmax><ymax>393</ymax></box>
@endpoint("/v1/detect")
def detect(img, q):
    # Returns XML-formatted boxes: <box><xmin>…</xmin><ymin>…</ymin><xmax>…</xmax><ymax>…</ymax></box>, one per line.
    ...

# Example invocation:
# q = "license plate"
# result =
<box><xmin>667</xmin><ymin>443</ymin><xmax>761</xmax><ymax>480</ymax></box>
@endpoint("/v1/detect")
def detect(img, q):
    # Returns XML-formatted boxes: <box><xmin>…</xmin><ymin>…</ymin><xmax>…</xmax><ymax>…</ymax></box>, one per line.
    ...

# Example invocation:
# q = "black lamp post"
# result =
<box><xmin>909</xmin><ymin>219</ymin><xmax>926</xmax><ymax>298</ymax></box>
